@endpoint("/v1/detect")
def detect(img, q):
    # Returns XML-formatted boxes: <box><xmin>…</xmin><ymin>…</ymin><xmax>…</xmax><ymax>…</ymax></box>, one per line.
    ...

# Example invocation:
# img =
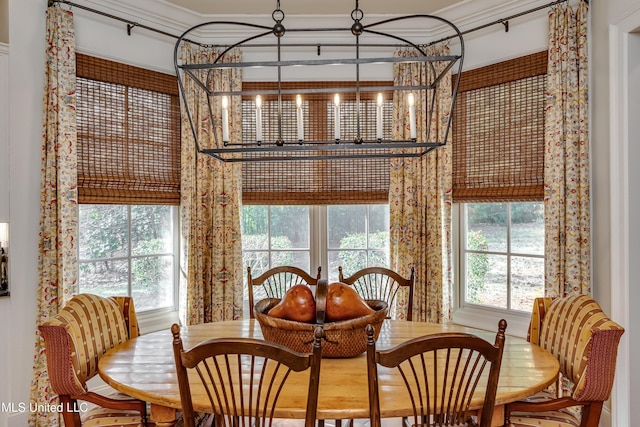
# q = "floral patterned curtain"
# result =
<box><xmin>544</xmin><ymin>1</ymin><xmax>590</xmax><ymax>297</ymax></box>
<box><xmin>389</xmin><ymin>45</ymin><xmax>453</xmax><ymax>323</ymax></box>
<box><xmin>179</xmin><ymin>45</ymin><xmax>243</xmax><ymax>324</ymax></box>
<box><xmin>29</xmin><ymin>6</ymin><xmax>77</xmax><ymax>427</ymax></box>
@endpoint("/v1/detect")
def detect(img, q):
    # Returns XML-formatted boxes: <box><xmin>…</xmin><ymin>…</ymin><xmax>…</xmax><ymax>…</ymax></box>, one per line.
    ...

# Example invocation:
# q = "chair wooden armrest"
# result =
<box><xmin>506</xmin><ymin>396</ymin><xmax>586</xmax><ymax>414</ymax></box>
<box><xmin>78</xmin><ymin>391</ymin><xmax>148</xmax><ymax>413</ymax></box>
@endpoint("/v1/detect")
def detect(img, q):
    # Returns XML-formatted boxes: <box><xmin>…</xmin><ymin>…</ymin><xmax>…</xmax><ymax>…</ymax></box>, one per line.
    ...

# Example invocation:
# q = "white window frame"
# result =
<box><xmin>77</xmin><ymin>204</ymin><xmax>180</xmax><ymax>333</ymax></box>
<box><xmin>451</xmin><ymin>204</ymin><xmax>539</xmax><ymax>338</ymax></box>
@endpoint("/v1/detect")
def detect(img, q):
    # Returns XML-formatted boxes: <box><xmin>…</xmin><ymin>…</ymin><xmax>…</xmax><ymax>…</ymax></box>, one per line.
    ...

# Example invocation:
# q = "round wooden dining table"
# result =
<box><xmin>98</xmin><ymin>319</ymin><xmax>559</xmax><ymax>427</ymax></box>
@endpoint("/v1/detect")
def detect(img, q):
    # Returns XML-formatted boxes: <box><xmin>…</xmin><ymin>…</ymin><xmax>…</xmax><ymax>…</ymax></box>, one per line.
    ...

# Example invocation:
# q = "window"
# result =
<box><xmin>452</xmin><ymin>53</ymin><xmax>547</xmax><ymax>334</ymax></box>
<box><xmin>241</xmin><ymin>204</ymin><xmax>389</xmax><ymax>306</ymax></box>
<box><xmin>75</xmin><ymin>55</ymin><xmax>181</xmax><ymax>323</ymax></box>
<box><xmin>460</xmin><ymin>202</ymin><xmax>544</xmax><ymax>312</ymax></box>
<box><xmin>78</xmin><ymin>204</ymin><xmax>178</xmax><ymax>312</ymax></box>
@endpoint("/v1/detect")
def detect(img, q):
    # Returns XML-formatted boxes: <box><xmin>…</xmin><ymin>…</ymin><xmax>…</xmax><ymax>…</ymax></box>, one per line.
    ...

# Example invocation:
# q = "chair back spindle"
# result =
<box><xmin>339</xmin><ymin>266</ymin><xmax>414</xmax><ymax>320</ymax></box>
<box><xmin>247</xmin><ymin>266</ymin><xmax>322</xmax><ymax>318</ymax></box>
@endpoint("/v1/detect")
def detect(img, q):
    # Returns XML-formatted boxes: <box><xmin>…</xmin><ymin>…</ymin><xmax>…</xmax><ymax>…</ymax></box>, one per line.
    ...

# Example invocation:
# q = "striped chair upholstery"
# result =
<box><xmin>39</xmin><ymin>294</ymin><xmax>148</xmax><ymax>427</ymax></box>
<box><xmin>505</xmin><ymin>294</ymin><xmax>625</xmax><ymax>427</ymax></box>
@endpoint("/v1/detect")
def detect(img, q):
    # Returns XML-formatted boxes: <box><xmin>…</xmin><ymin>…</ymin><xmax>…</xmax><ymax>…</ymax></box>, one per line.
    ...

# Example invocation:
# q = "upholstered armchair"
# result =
<box><xmin>38</xmin><ymin>293</ymin><xmax>149</xmax><ymax>427</ymax></box>
<box><xmin>505</xmin><ymin>294</ymin><xmax>625</xmax><ymax>427</ymax></box>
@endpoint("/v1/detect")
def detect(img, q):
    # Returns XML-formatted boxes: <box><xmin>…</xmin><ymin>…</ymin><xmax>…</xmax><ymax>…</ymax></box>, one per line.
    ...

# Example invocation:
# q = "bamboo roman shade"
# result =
<box><xmin>241</xmin><ymin>82</ymin><xmax>392</xmax><ymax>205</ymax></box>
<box><xmin>76</xmin><ymin>54</ymin><xmax>181</xmax><ymax>205</ymax></box>
<box><xmin>452</xmin><ymin>51</ymin><xmax>547</xmax><ymax>202</ymax></box>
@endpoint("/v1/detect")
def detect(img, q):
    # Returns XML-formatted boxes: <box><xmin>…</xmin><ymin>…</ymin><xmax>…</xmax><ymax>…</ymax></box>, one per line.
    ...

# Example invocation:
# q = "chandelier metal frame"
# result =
<box><xmin>174</xmin><ymin>0</ymin><xmax>465</xmax><ymax>162</ymax></box>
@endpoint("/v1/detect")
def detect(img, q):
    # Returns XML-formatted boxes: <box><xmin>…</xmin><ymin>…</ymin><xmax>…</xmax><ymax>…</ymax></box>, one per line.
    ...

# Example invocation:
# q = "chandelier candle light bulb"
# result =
<box><xmin>221</xmin><ymin>96</ymin><xmax>230</xmax><ymax>143</ymax></box>
<box><xmin>255</xmin><ymin>95</ymin><xmax>263</xmax><ymax>142</ymax></box>
<box><xmin>376</xmin><ymin>93</ymin><xmax>383</xmax><ymax>140</ymax></box>
<box><xmin>296</xmin><ymin>94</ymin><xmax>303</xmax><ymax>142</ymax></box>
<box><xmin>408</xmin><ymin>93</ymin><xmax>416</xmax><ymax>140</ymax></box>
<box><xmin>334</xmin><ymin>93</ymin><xmax>341</xmax><ymax>141</ymax></box>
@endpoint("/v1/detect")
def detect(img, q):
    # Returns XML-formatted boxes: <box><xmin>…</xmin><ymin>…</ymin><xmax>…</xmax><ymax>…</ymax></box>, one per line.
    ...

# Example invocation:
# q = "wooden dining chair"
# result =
<box><xmin>38</xmin><ymin>293</ymin><xmax>149</xmax><ymax>427</ymax></box>
<box><xmin>366</xmin><ymin>319</ymin><xmax>507</xmax><ymax>427</ymax></box>
<box><xmin>505</xmin><ymin>294</ymin><xmax>625</xmax><ymax>427</ymax></box>
<box><xmin>338</xmin><ymin>266</ymin><xmax>415</xmax><ymax>320</ymax></box>
<box><xmin>247</xmin><ymin>265</ymin><xmax>322</xmax><ymax>318</ymax></box>
<box><xmin>171</xmin><ymin>323</ymin><xmax>323</xmax><ymax>427</ymax></box>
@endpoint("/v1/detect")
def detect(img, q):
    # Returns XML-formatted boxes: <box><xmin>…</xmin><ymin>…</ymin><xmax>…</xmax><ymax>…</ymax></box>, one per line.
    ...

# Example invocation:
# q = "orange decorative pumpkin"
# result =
<box><xmin>267</xmin><ymin>284</ymin><xmax>316</xmax><ymax>323</ymax></box>
<box><xmin>325</xmin><ymin>282</ymin><xmax>375</xmax><ymax>322</ymax></box>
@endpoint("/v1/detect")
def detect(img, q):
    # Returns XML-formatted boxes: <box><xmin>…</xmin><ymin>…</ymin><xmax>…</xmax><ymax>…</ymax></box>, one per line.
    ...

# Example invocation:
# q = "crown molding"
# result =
<box><xmin>66</xmin><ymin>0</ymin><xmax>555</xmax><ymax>43</ymax></box>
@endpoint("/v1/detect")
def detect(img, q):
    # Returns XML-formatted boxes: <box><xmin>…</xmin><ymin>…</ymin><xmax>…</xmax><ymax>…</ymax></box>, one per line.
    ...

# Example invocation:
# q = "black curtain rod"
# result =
<box><xmin>48</xmin><ymin>0</ymin><xmax>576</xmax><ymax>45</ymax></box>
<box><xmin>428</xmin><ymin>0</ymin><xmax>572</xmax><ymax>46</ymax></box>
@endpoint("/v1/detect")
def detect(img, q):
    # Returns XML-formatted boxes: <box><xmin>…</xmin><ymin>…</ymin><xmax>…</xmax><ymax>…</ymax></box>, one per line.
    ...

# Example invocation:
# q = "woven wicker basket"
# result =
<box><xmin>254</xmin><ymin>281</ymin><xmax>388</xmax><ymax>358</ymax></box>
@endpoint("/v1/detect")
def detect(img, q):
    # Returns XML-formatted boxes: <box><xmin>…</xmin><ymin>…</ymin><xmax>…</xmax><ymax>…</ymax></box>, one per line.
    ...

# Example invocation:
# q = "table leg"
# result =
<box><xmin>490</xmin><ymin>404</ymin><xmax>505</xmax><ymax>427</ymax></box>
<box><xmin>150</xmin><ymin>403</ymin><xmax>179</xmax><ymax>427</ymax></box>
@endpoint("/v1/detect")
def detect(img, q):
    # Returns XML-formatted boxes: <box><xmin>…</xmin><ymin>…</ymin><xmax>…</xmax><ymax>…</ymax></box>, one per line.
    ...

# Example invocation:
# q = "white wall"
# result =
<box><xmin>592</xmin><ymin>1</ymin><xmax>640</xmax><ymax>425</ymax></box>
<box><xmin>0</xmin><ymin>41</ymin><xmax>10</xmax><ymax>427</ymax></box>
<box><xmin>3</xmin><ymin>0</ymin><xmax>45</xmax><ymax>425</ymax></box>
<box><xmin>2</xmin><ymin>0</ymin><xmax>636</xmax><ymax>426</ymax></box>
<box><xmin>627</xmin><ymin>32</ymin><xmax>640</xmax><ymax>422</ymax></box>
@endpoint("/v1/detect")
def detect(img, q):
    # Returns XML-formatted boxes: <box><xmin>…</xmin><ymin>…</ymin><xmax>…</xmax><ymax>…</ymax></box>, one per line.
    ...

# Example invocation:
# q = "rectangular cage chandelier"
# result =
<box><xmin>174</xmin><ymin>0</ymin><xmax>464</xmax><ymax>162</ymax></box>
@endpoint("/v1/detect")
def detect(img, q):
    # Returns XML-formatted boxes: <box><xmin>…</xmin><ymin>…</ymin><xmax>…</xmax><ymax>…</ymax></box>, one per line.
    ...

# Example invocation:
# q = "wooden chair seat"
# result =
<box><xmin>506</xmin><ymin>390</ymin><xmax>582</xmax><ymax>427</ymax></box>
<box><xmin>81</xmin><ymin>406</ymin><xmax>148</xmax><ymax>427</ymax></box>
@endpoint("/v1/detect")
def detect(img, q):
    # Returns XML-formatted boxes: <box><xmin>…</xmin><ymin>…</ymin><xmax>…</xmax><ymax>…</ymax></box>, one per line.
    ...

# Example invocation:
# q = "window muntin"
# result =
<box><xmin>461</xmin><ymin>202</ymin><xmax>544</xmax><ymax>313</ymax></box>
<box><xmin>78</xmin><ymin>204</ymin><xmax>177</xmax><ymax>312</ymax></box>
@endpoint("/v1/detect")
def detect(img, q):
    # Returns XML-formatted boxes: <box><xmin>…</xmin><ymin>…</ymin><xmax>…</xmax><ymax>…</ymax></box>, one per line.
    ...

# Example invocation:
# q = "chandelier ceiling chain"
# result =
<box><xmin>174</xmin><ymin>0</ymin><xmax>465</xmax><ymax>162</ymax></box>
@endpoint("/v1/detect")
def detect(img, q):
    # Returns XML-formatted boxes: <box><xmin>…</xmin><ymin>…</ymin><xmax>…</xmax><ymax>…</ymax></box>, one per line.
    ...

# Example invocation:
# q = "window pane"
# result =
<box><xmin>330</xmin><ymin>250</ymin><xmax>367</xmax><ymax>279</ymax></box>
<box><xmin>467</xmin><ymin>203</ymin><xmax>507</xmax><ymax>252</ymax></box>
<box><xmin>79</xmin><ymin>205</ymin><xmax>128</xmax><ymax>259</ymax></box>
<box><xmin>131</xmin><ymin>206</ymin><xmax>172</xmax><ymax>255</ymax></box>
<box><xmin>369</xmin><ymin>204</ymin><xmax>390</xmax><ymax>234</ymax></box>
<box><xmin>132</xmin><ymin>255</ymin><xmax>174</xmax><ymax>311</ymax></box>
<box><xmin>466</xmin><ymin>253</ymin><xmax>507</xmax><ymax>309</ymax></box>
<box><xmin>271</xmin><ymin>251</ymin><xmax>310</xmax><ymax>271</ymax></box>
<box><xmin>242</xmin><ymin>205</ymin><xmax>268</xmax><ymax>240</ymax></box>
<box><xmin>270</xmin><ymin>206</ymin><xmax>309</xmax><ymax>249</ymax></box>
<box><xmin>328</xmin><ymin>205</ymin><xmax>366</xmax><ymax>249</ymax></box>
<box><xmin>511</xmin><ymin>256</ymin><xmax>544</xmax><ymax>311</ymax></box>
<box><xmin>243</xmin><ymin>251</ymin><xmax>270</xmax><ymax>277</ymax></box>
<box><xmin>368</xmin><ymin>250</ymin><xmax>389</xmax><ymax>267</ymax></box>
<box><xmin>79</xmin><ymin>260</ymin><xmax>128</xmax><ymax>296</ymax></box>
<box><xmin>510</xmin><ymin>202</ymin><xmax>544</xmax><ymax>255</ymax></box>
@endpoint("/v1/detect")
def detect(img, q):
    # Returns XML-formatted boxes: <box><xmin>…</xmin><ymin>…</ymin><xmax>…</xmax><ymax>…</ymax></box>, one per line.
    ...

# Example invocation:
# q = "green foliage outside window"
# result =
<box><xmin>466</xmin><ymin>229</ymin><xmax>489</xmax><ymax>303</ymax></box>
<box><xmin>336</xmin><ymin>231</ymin><xmax>389</xmax><ymax>274</ymax></box>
